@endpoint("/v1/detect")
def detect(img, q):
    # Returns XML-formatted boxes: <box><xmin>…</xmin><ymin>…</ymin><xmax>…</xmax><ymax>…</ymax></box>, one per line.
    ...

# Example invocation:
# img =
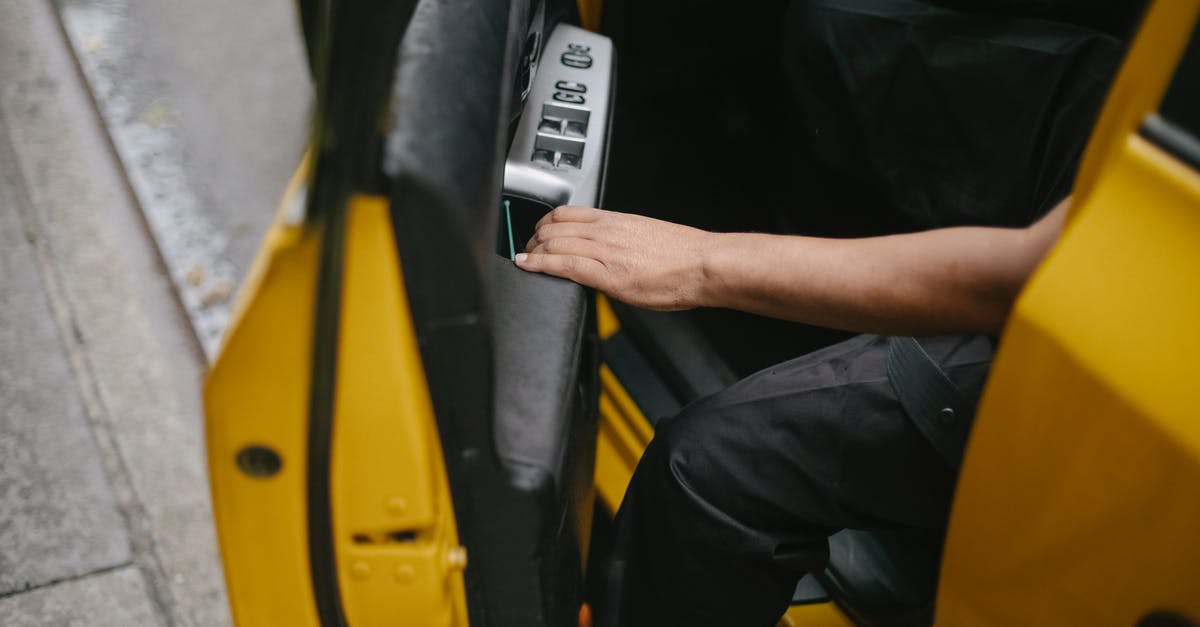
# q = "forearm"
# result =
<box><xmin>516</xmin><ymin>201</ymin><xmax>1067</xmax><ymax>334</ymax></box>
<box><xmin>701</xmin><ymin>222</ymin><xmax>1056</xmax><ymax>336</ymax></box>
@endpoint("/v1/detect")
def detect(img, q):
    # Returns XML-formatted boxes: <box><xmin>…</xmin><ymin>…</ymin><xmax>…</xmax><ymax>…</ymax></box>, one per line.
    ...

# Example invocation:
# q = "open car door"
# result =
<box><xmin>205</xmin><ymin>1</ymin><xmax>615</xmax><ymax>625</ymax></box>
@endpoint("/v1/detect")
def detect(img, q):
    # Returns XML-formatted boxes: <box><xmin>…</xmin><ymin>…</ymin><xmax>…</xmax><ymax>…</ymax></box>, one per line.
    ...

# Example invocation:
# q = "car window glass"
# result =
<box><xmin>1160</xmin><ymin>16</ymin><xmax>1200</xmax><ymax>139</ymax></box>
<box><xmin>1140</xmin><ymin>16</ymin><xmax>1200</xmax><ymax>172</ymax></box>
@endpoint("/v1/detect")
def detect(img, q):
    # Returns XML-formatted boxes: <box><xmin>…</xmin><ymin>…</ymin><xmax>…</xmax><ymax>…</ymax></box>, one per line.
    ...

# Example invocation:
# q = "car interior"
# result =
<box><xmin>206</xmin><ymin>0</ymin><xmax>1199</xmax><ymax>623</ymax></box>
<box><xmin>584</xmin><ymin>5</ymin><xmax>947</xmax><ymax>623</ymax></box>
<box><xmin>386</xmin><ymin>0</ymin><xmax>955</xmax><ymax>624</ymax></box>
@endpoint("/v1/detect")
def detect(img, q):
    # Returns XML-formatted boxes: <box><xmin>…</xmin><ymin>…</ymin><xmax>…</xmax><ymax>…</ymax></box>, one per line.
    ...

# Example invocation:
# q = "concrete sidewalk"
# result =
<box><xmin>0</xmin><ymin>0</ymin><xmax>244</xmax><ymax>623</ymax></box>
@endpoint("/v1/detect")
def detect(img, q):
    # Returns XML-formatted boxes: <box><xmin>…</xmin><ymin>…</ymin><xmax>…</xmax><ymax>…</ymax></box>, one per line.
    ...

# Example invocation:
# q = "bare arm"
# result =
<box><xmin>515</xmin><ymin>199</ymin><xmax>1068</xmax><ymax>336</ymax></box>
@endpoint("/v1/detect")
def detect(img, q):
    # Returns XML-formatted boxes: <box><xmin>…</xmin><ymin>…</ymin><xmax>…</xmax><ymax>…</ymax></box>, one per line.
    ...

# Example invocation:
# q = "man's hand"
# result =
<box><xmin>515</xmin><ymin>205</ymin><xmax>719</xmax><ymax>311</ymax></box>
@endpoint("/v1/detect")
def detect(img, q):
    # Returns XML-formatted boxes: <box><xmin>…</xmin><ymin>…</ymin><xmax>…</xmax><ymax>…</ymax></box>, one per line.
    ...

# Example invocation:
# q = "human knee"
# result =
<box><xmin>643</xmin><ymin>400</ymin><xmax>734</xmax><ymax>503</ymax></box>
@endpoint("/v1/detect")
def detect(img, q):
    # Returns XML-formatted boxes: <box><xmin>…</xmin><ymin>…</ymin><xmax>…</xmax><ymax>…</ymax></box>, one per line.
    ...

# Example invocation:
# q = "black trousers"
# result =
<box><xmin>602</xmin><ymin>335</ymin><xmax>993</xmax><ymax>626</ymax></box>
<box><xmin>599</xmin><ymin>0</ymin><xmax>1135</xmax><ymax>625</ymax></box>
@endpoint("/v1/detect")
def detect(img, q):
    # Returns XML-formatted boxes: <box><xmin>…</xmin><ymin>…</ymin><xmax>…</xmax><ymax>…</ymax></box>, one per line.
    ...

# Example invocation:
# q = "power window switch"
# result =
<box><xmin>564</xmin><ymin>121</ymin><xmax>586</xmax><ymax>138</ymax></box>
<box><xmin>532</xmin><ymin>149</ymin><xmax>555</xmax><ymax>165</ymax></box>
<box><xmin>559</xmin><ymin>153</ymin><xmax>581</xmax><ymax>169</ymax></box>
<box><xmin>535</xmin><ymin>132</ymin><xmax>585</xmax><ymax>160</ymax></box>
<box><xmin>542</xmin><ymin>102</ymin><xmax>590</xmax><ymax>133</ymax></box>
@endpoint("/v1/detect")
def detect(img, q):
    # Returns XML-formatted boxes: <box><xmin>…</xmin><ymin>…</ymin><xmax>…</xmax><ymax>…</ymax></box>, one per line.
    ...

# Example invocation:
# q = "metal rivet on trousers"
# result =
<box><xmin>939</xmin><ymin>407</ymin><xmax>956</xmax><ymax>424</ymax></box>
<box><xmin>351</xmin><ymin>562</ymin><xmax>371</xmax><ymax>580</ymax></box>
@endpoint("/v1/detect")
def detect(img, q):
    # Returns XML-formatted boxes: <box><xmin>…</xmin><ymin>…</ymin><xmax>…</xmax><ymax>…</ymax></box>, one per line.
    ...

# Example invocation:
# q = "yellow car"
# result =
<box><xmin>205</xmin><ymin>0</ymin><xmax>1200</xmax><ymax>625</ymax></box>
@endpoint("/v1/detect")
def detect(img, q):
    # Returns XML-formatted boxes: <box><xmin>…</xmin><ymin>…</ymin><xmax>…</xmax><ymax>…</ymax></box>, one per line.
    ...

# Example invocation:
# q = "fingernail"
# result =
<box><xmin>514</xmin><ymin>253</ymin><xmax>528</xmax><ymax>264</ymax></box>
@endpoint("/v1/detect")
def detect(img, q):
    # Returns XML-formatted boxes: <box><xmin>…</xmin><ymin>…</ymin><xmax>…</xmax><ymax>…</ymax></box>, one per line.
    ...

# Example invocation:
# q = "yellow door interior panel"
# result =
<box><xmin>332</xmin><ymin>195</ymin><xmax>469</xmax><ymax>627</ymax></box>
<box><xmin>206</xmin><ymin>184</ymin><xmax>468</xmax><ymax>626</ymax></box>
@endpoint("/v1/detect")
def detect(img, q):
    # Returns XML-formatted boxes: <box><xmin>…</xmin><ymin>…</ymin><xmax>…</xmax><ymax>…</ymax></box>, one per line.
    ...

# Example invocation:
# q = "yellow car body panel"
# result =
<box><xmin>938</xmin><ymin>138</ymin><xmax>1200</xmax><ymax>625</ymax></box>
<box><xmin>937</xmin><ymin>1</ymin><xmax>1200</xmax><ymax>624</ymax></box>
<box><xmin>205</xmin><ymin>171</ymin><xmax>322</xmax><ymax>627</ymax></box>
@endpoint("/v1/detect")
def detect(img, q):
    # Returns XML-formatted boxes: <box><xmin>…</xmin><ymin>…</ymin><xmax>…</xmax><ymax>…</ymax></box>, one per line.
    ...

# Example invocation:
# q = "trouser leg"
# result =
<box><xmin>600</xmin><ymin>334</ymin><xmax>993</xmax><ymax>627</ymax></box>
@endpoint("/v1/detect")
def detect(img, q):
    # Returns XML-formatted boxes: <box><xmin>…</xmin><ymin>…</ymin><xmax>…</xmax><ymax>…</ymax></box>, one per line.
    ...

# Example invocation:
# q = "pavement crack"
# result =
<box><xmin>0</xmin><ymin>562</ymin><xmax>135</xmax><ymax>601</ymax></box>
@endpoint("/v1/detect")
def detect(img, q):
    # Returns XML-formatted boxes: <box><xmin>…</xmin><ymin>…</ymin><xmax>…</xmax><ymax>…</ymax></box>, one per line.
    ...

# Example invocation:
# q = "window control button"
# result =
<box><xmin>535</xmin><ymin>132</ymin><xmax>585</xmax><ymax>158</ymax></box>
<box><xmin>559</xmin><ymin>153</ymin><xmax>581</xmax><ymax>168</ymax></box>
<box><xmin>539</xmin><ymin>119</ymin><xmax>563</xmax><ymax>134</ymax></box>
<box><xmin>542</xmin><ymin>102</ymin><xmax>590</xmax><ymax>127</ymax></box>
<box><xmin>564</xmin><ymin>120</ymin><xmax>586</xmax><ymax>138</ymax></box>
<box><xmin>532</xmin><ymin>149</ymin><xmax>555</xmax><ymax>165</ymax></box>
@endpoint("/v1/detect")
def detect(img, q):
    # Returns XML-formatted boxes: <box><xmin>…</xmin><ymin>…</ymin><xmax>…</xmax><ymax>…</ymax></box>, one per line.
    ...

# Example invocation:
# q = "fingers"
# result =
<box><xmin>532</xmin><ymin>205</ymin><xmax>604</xmax><ymax>232</ymax></box>
<box><xmin>528</xmin><ymin>236</ymin><xmax>608</xmax><ymax>260</ymax></box>
<box><xmin>514</xmin><ymin>251</ymin><xmax>608</xmax><ymax>288</ymax></box>
<box><xmin>525</xmin><ymin>221</ymin><xmax>600</xmax><ymax>252</ymax></box>
<box><xmin>518</xmin><ymin>205</ymin><xmax>614</xmax><ymax>289</ymax></box>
